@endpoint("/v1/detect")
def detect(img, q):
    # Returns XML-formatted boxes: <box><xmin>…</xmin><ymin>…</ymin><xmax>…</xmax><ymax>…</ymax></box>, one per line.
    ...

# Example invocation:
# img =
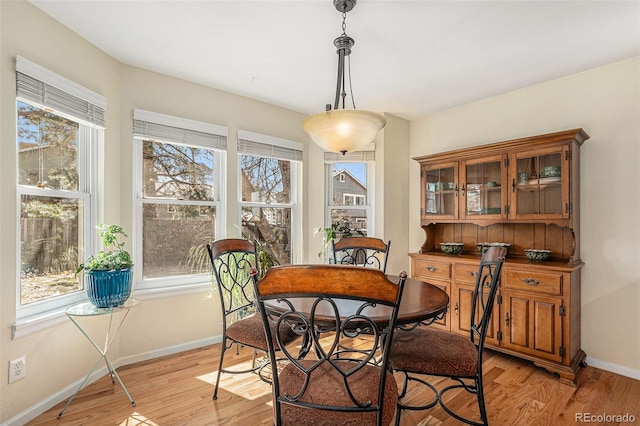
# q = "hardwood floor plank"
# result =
<box><xmin>26</xmin><ymin>344</ymin><xmax>639</xmax><ymax>425</ymax></box>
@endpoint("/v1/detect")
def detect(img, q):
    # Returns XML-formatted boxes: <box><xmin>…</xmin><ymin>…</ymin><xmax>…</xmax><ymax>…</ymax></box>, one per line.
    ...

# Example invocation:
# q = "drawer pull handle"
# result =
<box><xmin>505</xmin><ymin>312</ymin><xmax>510</xmax><ymax>327</ymax></box>
<box><xmin>522</xmin><ymin>278</ymin><xmax>541</xmax><ymax>286</ymax></box>
<box><xmin>427</xmin><ymin>266</ymin><xmax>438</xmax><ymax>272</ymax></box>
<box><xmin>454</xmin><ymin>302</ymin><xmax>459</xmax><ymax>315</ymax></box>
<box><xmin>469</xmin><ymin>271</ymin><xmax>478</xmax><ymax>278</ymax></box>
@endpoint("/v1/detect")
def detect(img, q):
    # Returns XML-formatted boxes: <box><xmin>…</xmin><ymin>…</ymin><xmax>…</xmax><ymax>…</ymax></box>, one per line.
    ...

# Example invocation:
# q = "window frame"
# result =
<box><xmin>325</xmin><ymin>153</ymin><xmax>375</xmax><ymax>236</ymax></box>
<box><xmin>237</xmin><ymin>130</ymin><xmax>303</xmax><ymax>265</ymax></box>
<box><xmin>15</xmin><ymin>57</ymin><xmax>103</xmax><ymax>324</ymax></box>
<box><xmin>132</xmin><ymin>110</ymin><xmax>227</xmax><ymax>290</ymax></box>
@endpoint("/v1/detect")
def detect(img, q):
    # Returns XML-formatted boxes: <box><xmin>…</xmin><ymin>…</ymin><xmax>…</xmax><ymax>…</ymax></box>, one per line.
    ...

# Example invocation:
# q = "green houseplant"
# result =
<box><xmin>314</xmin><ymin>219</ymin><xmax>365</xmax><ymax>261</ymax></box>
<box><xmin>77</xmin><ymin>224</ymin><xmax>134</xmax><ymax>308</ymax></box>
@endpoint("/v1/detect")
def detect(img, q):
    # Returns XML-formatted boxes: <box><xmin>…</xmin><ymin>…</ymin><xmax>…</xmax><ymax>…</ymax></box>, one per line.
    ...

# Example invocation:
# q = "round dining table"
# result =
<box><xmin>264</xmin><ymin>274</ymin><xmax>449</xmax><ymax>328</ymax></box>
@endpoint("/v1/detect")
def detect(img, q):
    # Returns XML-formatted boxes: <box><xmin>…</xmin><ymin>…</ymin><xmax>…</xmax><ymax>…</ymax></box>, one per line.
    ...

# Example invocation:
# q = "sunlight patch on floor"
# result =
<box><xmin>119</xmin><ymin>412</ymin><xmax>160</xmax><ymax>425</ymax></box>
<box><xmin>416</xmin><ymin>415</ymin><xmax>443</xmax><ymax>425</ymax></box>
<box><xmin>197</xmin><ymin>363</ymin><xmax>272</xmax><ymax>401</ymax></box>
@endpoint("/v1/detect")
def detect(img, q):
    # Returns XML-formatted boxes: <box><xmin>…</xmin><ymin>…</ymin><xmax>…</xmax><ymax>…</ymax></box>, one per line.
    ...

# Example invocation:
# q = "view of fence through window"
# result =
<box><xmin>141</xmin><ymin>140</ymin><xmax>217</xmax><ymax>279</ymax></box>
<box><xmin>18</xmin><ymin>101</ymin><xmax>83</xmax><ymax>304</ymax></box>
<box><xmin>240</xmin><ymin>155</ymin><xmax>292</xmax><ymax>266</ymax></box>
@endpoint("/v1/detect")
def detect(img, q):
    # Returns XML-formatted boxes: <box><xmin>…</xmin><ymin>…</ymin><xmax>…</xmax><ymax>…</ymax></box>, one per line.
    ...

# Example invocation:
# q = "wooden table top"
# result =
<box><xmin>264</xmin><ymin>275</ymin><xmax>449</xmax><ymax>327</ymax></box>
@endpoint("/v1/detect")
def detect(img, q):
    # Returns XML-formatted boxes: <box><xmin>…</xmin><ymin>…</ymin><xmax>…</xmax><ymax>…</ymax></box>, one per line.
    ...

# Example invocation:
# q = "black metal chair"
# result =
<box><xmin>206</xmin><ymin>238</ymin><xmax>298</xmax><ymax>400</ymax></box>
<box><xmin>390</xmin><ymin>245</ymin><xmax>507</xmax><ymax>426</ymax></box>
<box><xmin>254</xmin><ymin>264</ymin><xmax>407</xmax><ymax>426</ymax></box>
<box><xmin>332</xmin><ymin>237</ymin><xmax>391</xmax><ymax>273</ymax></box>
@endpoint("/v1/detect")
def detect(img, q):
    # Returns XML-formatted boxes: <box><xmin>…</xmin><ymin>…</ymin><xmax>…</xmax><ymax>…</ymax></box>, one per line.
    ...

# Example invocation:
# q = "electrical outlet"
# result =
<box><xmin>9</xmin><ymin>357</ymin><xmax>26</xmax><ymax>383</ymax></box>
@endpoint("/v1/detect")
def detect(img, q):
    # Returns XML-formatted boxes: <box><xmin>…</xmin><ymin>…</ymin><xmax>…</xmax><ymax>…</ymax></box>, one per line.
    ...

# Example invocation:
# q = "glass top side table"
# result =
<box><xmin>58</xmin><ymin>298</ymin><xmax>139</xmax><ymax>418</ymax></box>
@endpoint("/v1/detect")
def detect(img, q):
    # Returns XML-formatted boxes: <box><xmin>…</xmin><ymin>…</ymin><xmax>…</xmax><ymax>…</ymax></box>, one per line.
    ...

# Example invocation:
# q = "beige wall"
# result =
<box><xmin>0</xmin><ymin>1</ymin><xmax>310</xmax><ymax>423</ymax></box>
<box><xmin>1</xmin><ymin>2</ymin><xmax>410</xmax><ymax>422</ymax></box>
<box><xmin>409</xmin><ymin>56</ymin><xmax>640</xmax><ymax>375</ymax></box>
<box><xmin>2</xmin><ymin>0</ymin><xmax>637</xmax><ymax>423</ymax></box>
<box><xmin>378</xmin><ymin>114</ymin><xmax>411</xmax><ymax>276</ymax></box>
<box><xmin>116</xmin><ymin>65</ymin><xmax>312</xmax><ymax>359</ymax></box>
<box><xmin>1</xmin><ymin>1</ymin><xmax>122</xmax><ymax>422</ymax></box>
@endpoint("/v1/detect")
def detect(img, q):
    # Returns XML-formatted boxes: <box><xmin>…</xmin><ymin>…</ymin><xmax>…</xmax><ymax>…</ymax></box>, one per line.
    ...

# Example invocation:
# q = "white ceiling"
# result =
<box><xmin>30</xmin><ymin>0</ymin><xmax>640</xmax><ymax>120</ymax></box>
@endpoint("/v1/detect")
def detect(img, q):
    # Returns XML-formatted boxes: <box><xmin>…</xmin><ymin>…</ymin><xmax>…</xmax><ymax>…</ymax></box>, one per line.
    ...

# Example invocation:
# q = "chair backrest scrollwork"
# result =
<box><xmin>254</xmin><ymin>264</ymin><xmax>406</xmax><ymax>425</ymax></box>
<box><xmin>332</xmin><ymin>237</ymin><xmax>391</xmax><ymax>273</ymax></box>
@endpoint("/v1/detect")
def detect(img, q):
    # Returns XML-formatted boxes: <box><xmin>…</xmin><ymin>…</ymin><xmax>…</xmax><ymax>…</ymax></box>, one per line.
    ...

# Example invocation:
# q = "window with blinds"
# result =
<box><xmin>133</xmin><ymin>109</ymin><xmax>227</xmax><ymax>285</ymax></box>
<box><xmin>238</xmin><ymin>130</ymin><xmax>303</xmax><ymax>266</ymax></box>
<box><xmin>325</xmin><ymin>150</ymin><xmax>375</xmax><ymax>240</ymax></box>
<box><xmin>16</xmin><ymin>57</ymin><xmax>104</xmax><ymax>318</ymax></box>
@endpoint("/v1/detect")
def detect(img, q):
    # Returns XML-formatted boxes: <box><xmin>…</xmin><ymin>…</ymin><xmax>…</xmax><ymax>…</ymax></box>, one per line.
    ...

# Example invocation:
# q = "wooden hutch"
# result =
<box><xmin>411</xmin><ymin>128</ymin><xmax>588</xmax><ymax>386</ymax></box>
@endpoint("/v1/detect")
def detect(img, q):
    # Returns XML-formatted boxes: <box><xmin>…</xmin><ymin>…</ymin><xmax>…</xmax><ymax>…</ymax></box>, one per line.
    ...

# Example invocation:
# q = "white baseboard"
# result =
<box><xmin>1</xmin><ymin>335</ymin><xmax>222</xmax><ymax>426</ymax></box>
<box><xmin>586</xmin><ymin>356</ymin><xmax>640</xmax><ymax>381</ymax></box>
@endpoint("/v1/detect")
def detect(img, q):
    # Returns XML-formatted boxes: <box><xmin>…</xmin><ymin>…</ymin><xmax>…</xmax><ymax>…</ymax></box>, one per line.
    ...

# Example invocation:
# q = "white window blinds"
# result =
<box><xmin>238</xmin><ymin>130</ymin><xmax>303</xmax><ymax>161</ymax></box>
<box><xmin>324</xmin><ymin>150</ymin><xmax>375</xmax><ymax>162</ymax></box>
<box><xmin>133</xmin><ymin>109</ymin><xmax>227</xmax><ymax>150</ymax></box>
<box><xmin>16</xmin><ymin>56</ymin><xmax>106</xmax><ymax>128</ymax></box>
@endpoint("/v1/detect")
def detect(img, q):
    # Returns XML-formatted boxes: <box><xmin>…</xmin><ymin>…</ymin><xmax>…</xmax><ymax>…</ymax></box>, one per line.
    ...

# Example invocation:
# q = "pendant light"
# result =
<box><xmin>303</xmin><ymin>0</ymin><xmax>386</xmax><ymax>155</ymax></box>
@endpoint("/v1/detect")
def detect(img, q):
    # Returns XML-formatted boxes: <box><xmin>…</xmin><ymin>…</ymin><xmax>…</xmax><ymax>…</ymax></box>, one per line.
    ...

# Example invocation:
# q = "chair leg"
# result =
<box><xmin>251</xmin><ymin>348</ymin><xmax>257</xmax><ymax>369</ymax></box>
<box><xmin>439</xmin><ymin>377</ymin><xmax>487</xmax><ymax>426</ymax></box>
<box><xmin>394</xmin><ymin>371</ymin><xmax>409</xmax><ymax>426</ymax></box>
<box><xmin>476</xmin><ymin>376</ymin><xmax>488</xmax><ymax>426</ymax></box>
<box><xmin>213</xmin><ymin>337</ymin><xmax>227</xmax><ymax>400</ymax></box>
<box><xmin>394</xmin><ymin>371</ymin><xmax>438</xmax><ymax>426</ymax></box>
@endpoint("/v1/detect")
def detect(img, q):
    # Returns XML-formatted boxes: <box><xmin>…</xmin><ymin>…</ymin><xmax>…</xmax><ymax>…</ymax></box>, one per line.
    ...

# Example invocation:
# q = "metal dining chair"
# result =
<box><xmin>206</xmin><ymin>238</ymin><xmax>298</xmax><ymax>400</ymax></box>
<box><xmin>332</xmin><ymin>236</ymin><xmax>391</xmax><ymax>273</ymax></box>
<box><xmin>390</xmin><ymin>245</ymin><xmax>507</xmax><ymax>426</ymax></box>
<box><xmin>253</xmin><ymin>264</ymin><xmax>407</xmax><ymax>425</ymax></box>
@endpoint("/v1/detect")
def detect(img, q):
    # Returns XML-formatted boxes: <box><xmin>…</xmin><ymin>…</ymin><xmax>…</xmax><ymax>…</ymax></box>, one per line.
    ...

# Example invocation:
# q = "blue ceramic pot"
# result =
<box><xmin>85</xmin><ymin>268</ymin><xmax>133</xmax><ymax>308</ymax></box>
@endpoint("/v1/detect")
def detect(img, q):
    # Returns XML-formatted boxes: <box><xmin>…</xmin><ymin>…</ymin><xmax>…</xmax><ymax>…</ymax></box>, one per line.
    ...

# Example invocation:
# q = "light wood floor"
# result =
<box><xmin>27</xmin><ymin>342</ymin><xmax>640</xmax><ymax>425</ymax></box>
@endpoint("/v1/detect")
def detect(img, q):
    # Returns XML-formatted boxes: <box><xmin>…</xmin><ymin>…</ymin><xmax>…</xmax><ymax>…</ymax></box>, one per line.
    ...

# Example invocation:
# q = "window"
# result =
<box><xmin>343</xmin><ymin>193</ymin><xmax>365</xmax><ymax>206</ymax></box>
<box><xmin>238</xmin><ymin>131</ymin><xmax>303</xmax><ymax>266</ymax></box>
<box><xmin>16</xmin><ymin>56</ymin><xmax>104</xmax><ymax>319</ymax></box>
<box><xmin>325</xmin><ymin>151</ymin><xmax>374</xmax><ymax>236</ymax></box>
<box><xmin>133</xmin><ymin>110</ymin><xmax>227</xmax><ymax>287</ymax></box>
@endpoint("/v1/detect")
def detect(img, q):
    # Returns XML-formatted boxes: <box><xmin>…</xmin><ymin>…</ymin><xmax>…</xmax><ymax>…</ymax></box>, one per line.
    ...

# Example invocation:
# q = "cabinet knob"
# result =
<box><xmin>522</xmin><ymin>277</ymin><xmax>541</xmax><ymax>286</ymax></box>
<box><xmin>455</xmin><ymin>302</ymin><xmax>459</xmax><ymax>315</ymax></box>
<box><xmin>469</xmin><ymin>271</ymin><xmax>478</xmax><ymax>278</ymax></box>
<box><xmin>426</xmin><ymin>266</ymin><xmax>438</xmax><ymax>272</ymax></box>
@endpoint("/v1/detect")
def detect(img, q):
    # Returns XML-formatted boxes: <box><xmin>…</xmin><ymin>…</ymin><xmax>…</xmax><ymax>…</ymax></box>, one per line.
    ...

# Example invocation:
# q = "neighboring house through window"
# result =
<box><xmin>16</xmin><ymin>56</ymin><xmax>104</xmax><ymax>320</ymax></box>
<box><xmin>133</xmin><ymin>110</ymin><xmax>227</xmax><ymax>288</ymax></box>
<box><xmin>325</xmin><ymin>150</ymin><xmax>374</xmax><ymax>236</ymax></box>
<box><xmin>238</xmin><ymin>130</ymin><xmax>303</xmax><ymax>266</ymax></box>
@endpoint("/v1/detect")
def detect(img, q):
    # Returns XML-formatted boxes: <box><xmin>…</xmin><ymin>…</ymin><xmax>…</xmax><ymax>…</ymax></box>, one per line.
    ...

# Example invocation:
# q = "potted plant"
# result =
<box><xmin>76</xmin><ymin>224</ymin><xmax>134</xmax><ymax>308</ymax></box>
<box><xmin>314</xmin><ymin>219</ymin><xmax>365</xmax><ymax>261</ymax></box>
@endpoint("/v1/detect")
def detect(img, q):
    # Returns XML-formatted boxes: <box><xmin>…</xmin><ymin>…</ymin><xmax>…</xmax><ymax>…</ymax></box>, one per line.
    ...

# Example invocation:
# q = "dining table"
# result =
<box><xmin>264</xmin><ymin>274</ymin><xmax>450</xmax><ymax>329</ymax></box>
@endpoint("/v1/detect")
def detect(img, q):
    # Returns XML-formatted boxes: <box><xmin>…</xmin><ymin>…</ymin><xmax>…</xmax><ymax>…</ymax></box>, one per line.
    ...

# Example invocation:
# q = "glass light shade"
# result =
<box><xmin>303</xmin><ymin>109</ymin><xmax>386</xmax><ymax>154</ymax></box>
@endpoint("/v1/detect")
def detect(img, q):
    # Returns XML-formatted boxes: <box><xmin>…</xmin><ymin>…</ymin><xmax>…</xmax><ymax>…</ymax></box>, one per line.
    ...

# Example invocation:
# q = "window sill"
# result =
<box><xmin>12</xmin><ymin>281</ymin><xmax>212</xmax><ymax>339</ymax></box>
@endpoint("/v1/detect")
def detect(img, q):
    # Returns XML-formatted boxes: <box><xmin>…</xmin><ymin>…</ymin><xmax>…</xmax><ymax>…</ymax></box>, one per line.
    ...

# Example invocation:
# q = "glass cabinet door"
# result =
<box><xmin>460</xmin><ymin>155</ymin><xmax>506</xmax><ymax>219</ymax></box>
<box><xmin>421</xmin><ymin>162</ymin><xmax>458</xmax><ymax>219</ymax></box>
<box><xmin>510</xmin><ymin>146</ymin><xmax>569</xmax><ymax>219</ymax></box>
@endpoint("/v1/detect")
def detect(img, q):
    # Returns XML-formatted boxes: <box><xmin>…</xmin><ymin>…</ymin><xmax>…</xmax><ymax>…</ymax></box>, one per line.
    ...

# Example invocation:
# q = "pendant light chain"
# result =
<box><xmin>302</xmin><ymin>0</ymin><xmax>386</xmax><ymax>155</ymax></box>
<box><xmin>342</xmin><ymin>11</ymin><xmax>347</xmax><ymax>35</ymax></box>
<box><xmin>341</xmin><ymin>8</ymin><xmax>356</xmax><ymax>109</ymax></box>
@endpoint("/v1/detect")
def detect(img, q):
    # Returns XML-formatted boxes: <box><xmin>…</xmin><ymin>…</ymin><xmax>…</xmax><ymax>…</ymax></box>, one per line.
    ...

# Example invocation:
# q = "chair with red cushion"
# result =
<box><xmin>390</xmin><ymin>245</ymin><xmax>507</xmax><ymax>426</ymax></box>
<box><xmin>254</xmin><ymin>264</ymin><xmax>407</xmax><ymax>425</ymax></box>
<box><xmin>206</xmin><ymin>238</ymin><xmax>298</xmax><ymax>400</ymax></box>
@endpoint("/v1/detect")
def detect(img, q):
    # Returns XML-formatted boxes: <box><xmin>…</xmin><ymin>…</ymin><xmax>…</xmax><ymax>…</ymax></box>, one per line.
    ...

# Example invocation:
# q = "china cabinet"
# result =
<box><xmin>411</xmin><ymin>129</ymin><xmax>588</xmax><ymax>386</ymax></box>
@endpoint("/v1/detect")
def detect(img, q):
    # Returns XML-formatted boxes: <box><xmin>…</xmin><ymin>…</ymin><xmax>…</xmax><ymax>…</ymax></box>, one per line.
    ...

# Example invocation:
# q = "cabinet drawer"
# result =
<box><xmin>454</xmin><ymin>263</ymin><xmax>480</xmax><ymax>284</ymax></box>
<box><xmin>413</xmin><ymin>259</ymin><xmax>451</xmax><ymax>281</ymax></box>
<box><xmin>504</xmin><ymin>270</ymin><xmax>562</xmax><ymax>295</ymax></box>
